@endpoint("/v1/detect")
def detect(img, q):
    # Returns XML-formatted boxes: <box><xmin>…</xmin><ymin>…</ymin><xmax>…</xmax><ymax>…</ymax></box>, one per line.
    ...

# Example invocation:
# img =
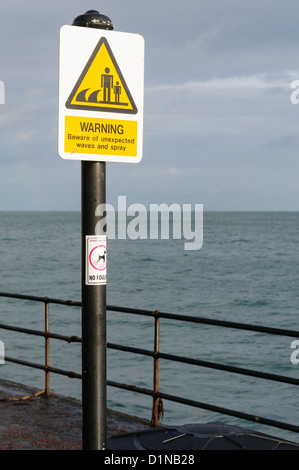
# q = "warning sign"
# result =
<box><xmin>86</xmin><ymin>235</ymin><xmax>107</xmax><ymax>285</ymax></box>
<box><xmin>58</xmin><ymin>26</ymin><xmax>144</xmax><ymax>163</ymax></box>
<box><xmin>66</xmin><ymin>37</ymin><xmax>137</xmax><ymax>114</ymax></box>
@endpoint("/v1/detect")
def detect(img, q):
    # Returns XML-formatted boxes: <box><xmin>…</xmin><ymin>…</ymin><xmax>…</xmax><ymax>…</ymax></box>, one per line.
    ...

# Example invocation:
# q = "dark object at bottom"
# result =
<box><xmin>107</xmin><ymin>421</ymin><xmax>299</xmax><ymax>450</ymax></box>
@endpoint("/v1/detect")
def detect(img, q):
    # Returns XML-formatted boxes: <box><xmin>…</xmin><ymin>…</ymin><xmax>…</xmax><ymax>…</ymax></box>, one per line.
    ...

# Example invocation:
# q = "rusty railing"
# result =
<box><xmin>0</xmin><ymin>291</ymin><xmax>299</xmax><ymax>436</ymax></box>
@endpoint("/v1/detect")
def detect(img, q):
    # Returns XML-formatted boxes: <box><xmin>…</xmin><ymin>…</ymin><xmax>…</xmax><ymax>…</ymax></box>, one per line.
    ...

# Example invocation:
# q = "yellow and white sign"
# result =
<box><xmin>58</xmin><ymin>25</ymin><xmax>144</xmax><ymax>162</ymax></box>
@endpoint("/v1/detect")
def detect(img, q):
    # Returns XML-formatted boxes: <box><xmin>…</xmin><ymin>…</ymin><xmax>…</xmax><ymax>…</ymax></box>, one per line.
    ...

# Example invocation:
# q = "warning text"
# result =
<box><xmin>65</xmin><ymin>115</ymin><xmax>137</xmax><ymax>157</ymax></box>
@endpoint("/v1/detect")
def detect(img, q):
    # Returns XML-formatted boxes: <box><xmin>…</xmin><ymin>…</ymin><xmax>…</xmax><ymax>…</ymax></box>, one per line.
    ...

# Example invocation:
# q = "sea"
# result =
<box><xmin>0</xmin><ymin>210</ymin><xmax>298</xmax><ymax>443</ymax></box>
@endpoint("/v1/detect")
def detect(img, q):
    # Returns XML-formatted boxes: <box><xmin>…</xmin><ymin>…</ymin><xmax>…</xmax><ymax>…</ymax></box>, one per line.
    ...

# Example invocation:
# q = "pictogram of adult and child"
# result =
<box><xmin>75</xmin><ymin>66</ymin><xmax>128</xmax><ymax>105</ymax></box>
<box><xmin>101</xmin><ymin>67</ymin><xmax>122</xmax><ymax>104</ymax></box>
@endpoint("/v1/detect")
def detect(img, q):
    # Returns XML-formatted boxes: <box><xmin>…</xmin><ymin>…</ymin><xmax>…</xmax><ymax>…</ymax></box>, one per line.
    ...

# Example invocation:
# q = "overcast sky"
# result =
<box><xmin>0</xmin><ymin>0</ymin><xmax>299</xmax><ymax>211</ymax></box>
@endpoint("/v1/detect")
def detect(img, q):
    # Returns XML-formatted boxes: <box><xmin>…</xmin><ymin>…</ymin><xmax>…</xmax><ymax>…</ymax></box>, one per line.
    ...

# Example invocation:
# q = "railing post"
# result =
<box><xmin>151</xmin><ymin>310</ymin><xmax>162</xmax><ymax>426</ymax></box>
<box><xmin>44</xmin><ymin>298</ymin><xmax>50</xmax><ymax>397</ymax></box>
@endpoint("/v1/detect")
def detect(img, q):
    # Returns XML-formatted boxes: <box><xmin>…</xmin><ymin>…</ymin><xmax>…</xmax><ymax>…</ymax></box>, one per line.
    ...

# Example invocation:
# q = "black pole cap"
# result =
<box><xmin>72</xmin><ymin>10</ymin><xmax>114</xmax><ymax>30</ymax></box>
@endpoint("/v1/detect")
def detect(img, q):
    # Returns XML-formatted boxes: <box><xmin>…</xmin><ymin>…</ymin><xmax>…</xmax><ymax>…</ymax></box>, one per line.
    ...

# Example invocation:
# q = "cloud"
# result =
<box><xmin>144</xmin><ymin>70</ymin><xmax>297</xmax><ymax>138</ymax></box>
<box><xmin>148</xmin><ymin>71</ymin><xmax>297</xmax><ymax>93</ymax></box>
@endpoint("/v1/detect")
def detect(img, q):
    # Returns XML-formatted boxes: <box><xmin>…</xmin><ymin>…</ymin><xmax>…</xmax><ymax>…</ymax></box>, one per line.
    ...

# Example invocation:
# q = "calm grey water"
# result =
<box><xmin>0</xmin><ymin>211</ymin><xmax>298</xmax><ymax>442</ymax></box>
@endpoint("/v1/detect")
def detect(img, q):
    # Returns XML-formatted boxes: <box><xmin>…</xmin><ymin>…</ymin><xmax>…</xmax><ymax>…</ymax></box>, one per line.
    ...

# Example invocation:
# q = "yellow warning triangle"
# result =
<box><xmin>66</xmin><ymin>37</ymin><xmax>137</xmax><ymax>114</ymax></box>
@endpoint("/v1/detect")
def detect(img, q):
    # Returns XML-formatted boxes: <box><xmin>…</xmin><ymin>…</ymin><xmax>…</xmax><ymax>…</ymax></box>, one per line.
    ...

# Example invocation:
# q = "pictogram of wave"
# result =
<box><xmin>75</xmin><ymin>89</ymin><xmax>102</xmax><ymax>103</ymax></box>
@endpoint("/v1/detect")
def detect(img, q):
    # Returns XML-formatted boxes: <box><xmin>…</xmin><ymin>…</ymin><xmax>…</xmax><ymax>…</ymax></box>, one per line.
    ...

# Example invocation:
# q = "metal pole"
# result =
<box><xmin>44</xmin><ymin>298</ymin><xmax>50</xmax><ymax>398</ymax></box>
<box><xmin>72</xmin><ymin>10</ymin><xmax>114</xmax><ymax>451</ymax></box>
<box><xmin>81</xmin><ymin>161</ymin><xmax>107</xmax><ymax>449</ymax></box>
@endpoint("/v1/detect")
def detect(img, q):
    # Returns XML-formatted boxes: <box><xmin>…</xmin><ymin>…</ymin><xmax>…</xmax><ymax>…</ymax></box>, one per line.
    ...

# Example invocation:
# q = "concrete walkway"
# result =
<box><xmin>0</xmin><ymin>378</ymin><xmax>151</xmax><ymax>450</ymax></box>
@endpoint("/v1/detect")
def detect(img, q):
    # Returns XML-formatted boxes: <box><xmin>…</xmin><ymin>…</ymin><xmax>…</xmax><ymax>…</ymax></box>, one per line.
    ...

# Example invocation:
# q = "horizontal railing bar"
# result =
<box><xmin>0</xmin><ymin>323</ymin><xmax>45</xmax><ymax>337</ymax></box>
<box><xmin>157</xmin><ymin>312</ymin><xmax>299</xmax><ymax>338</ymax></box>
<box><xmin>154</xmin><ymin>391</ymin><xmax>299</xmax><ymax>435</ymax></box>
<box><xmin>0</xmin><ymin>292</ymin><xmax>81</xmax><ymax>307</ymax></box>
<box><xmin>157</xmin><ymin>351</ymin><xmax>299</xmax><ymax>386</ymax></box>
<box><xmin>107</xmin><ymin>380</ymin><xmax>154</xmax><ymax>397</ymax></box>
<box><xmin>5</xmin><ymin>356</ymin><xmax>81</xmax><ymax>379</ymax></box>
<box><xmin>106</xmin><ymin>380</ymin><xmax>299</xmax><ymax>435</ymax></box>
<box><xmin>0</xmin><ymin>323</ymin><xmax>81</xmax><ymax>343</ymax></box>
<box><xmin>108</xmin><ymin>343</ymin><xmax>299</xmax><ymax>386</ymax></box>
<box><xmin>107</xmin><ymin>342</ymin><xmax>154</xmax><ymax>357</ymax></box>
<box><xmin>108</xmin><ymin>305</ymin><xmax>299</xmax><ymax>338</ymax></box>
<box><xmin>0</xmin><ymin>291</ymin><xmax>298</xmax><ymax>338</ymax></box>
<box><xmin>107</xmin><ymin>305</ymin><xmax>156</xmax><ymax>316</ymax></box>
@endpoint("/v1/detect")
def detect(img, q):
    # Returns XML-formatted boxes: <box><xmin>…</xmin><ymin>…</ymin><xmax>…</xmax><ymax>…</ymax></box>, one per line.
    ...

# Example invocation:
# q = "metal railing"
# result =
<box><xmin>0</xmin><ymin>291</ymin><xmax>299</xmax><ymax>436</ymax></box>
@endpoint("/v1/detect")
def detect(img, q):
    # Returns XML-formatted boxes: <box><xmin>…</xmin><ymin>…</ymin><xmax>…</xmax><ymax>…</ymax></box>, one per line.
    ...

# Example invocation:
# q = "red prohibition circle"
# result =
<box><xmin>89</xmin><ymin>244</ymin><xmax>107</xmax><ymax>271</ymax></box>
